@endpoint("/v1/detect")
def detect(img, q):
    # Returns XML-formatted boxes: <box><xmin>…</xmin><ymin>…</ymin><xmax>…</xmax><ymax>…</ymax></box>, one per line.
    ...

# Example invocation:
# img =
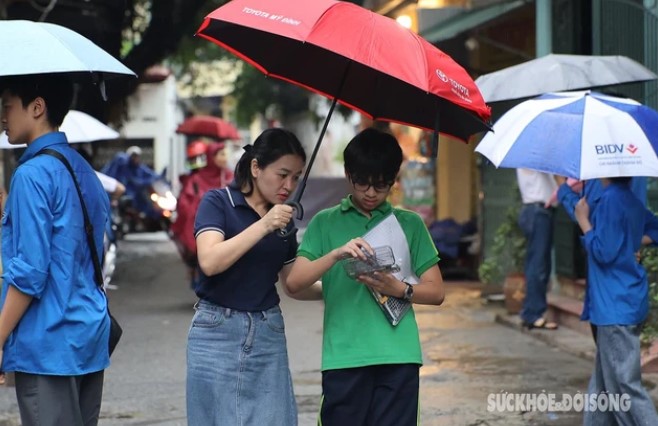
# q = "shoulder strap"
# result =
<box><xmin>37</xmin><ymin>149</ymin><xmax>104</xmax><ymax>287</ymax></box>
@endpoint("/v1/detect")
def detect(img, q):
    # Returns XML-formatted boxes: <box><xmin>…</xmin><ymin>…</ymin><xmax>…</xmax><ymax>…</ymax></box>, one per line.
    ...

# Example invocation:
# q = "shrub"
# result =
<box><xmin>478</xmin><ymin>200</ymin><xmax>526</xmax><ymax>285</ymax></box>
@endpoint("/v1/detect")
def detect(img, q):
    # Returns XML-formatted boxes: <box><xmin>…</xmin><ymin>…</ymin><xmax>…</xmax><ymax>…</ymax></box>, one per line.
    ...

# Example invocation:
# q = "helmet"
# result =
<box><xmin>186</xmin><ymin>140</ymin><xmax>208</xmax><ymax>170</ymax></box>
<box><xmin>126</xmin><ymin>146</ymin><xmax>142</xmax><ymax>157</ymax></box>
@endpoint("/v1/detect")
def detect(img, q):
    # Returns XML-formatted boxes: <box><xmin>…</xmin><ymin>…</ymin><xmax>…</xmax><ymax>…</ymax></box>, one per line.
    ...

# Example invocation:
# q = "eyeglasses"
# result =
<box><xmin>351</xmin><ymin>179</ymin><xmax>394</xmax><ymax>193</ymax></box>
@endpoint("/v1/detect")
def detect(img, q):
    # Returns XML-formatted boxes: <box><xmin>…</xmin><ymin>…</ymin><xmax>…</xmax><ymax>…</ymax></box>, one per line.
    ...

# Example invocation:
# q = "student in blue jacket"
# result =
<box><xmin>574</xmin><ymin>176</ymin><xmax>658</xmax><ymax>425</ymax></box>
<box><xmin>0</xmin><ymin>74</ymin><xmax>111</xmax><ymax>425</ymax></box>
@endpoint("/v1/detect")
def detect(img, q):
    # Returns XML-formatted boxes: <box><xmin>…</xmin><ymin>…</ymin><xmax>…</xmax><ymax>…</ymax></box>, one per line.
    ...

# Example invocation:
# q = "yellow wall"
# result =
<box><xmin>436</xmin><ymin>137</ymin><xmax>475</xmax><ymax>222</ymax></box>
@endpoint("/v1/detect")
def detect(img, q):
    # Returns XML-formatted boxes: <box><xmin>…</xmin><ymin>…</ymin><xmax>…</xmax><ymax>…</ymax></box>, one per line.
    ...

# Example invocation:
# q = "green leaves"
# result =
<box><xmin>641</xmin><ymin>244</ymin><xmax>658</xmax><ymax>346</ymax></box>
<box><xmin>232</xmin><ymin>64</ymin><xmax>310</xmax><ymax>126</ymax></box>
<box><xmin>478</xmin><ymin>192</ymin><xmax>526</xmax><ymax>285</ymax></box>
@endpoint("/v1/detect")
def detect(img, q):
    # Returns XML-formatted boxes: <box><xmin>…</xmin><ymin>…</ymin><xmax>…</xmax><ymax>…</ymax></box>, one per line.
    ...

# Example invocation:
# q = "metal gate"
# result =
<box><xmin>593</xmin><ymin>0</ymin><xmax>658</xmax><ymax>109</ymax></box>
<box><xmin>481</xmin><ymin>0</ymin><xmax>658</xmax><ymax>278</ymax></box>
<box><xmin>593</xmin><ymin>0</ymin><xmax>658</xmax><ymax>211</ymax></box>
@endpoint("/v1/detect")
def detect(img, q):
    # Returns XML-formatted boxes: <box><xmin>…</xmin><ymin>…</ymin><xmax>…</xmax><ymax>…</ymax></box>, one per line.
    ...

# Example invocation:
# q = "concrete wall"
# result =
<box><xmin>437</xmin><ymin>137</ymin><xmax>475</xmax><ymax>222</ymax></box>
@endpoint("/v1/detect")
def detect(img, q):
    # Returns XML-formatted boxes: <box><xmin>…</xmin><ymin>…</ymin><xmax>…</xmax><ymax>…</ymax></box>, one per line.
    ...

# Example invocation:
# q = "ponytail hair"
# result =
<box><xmin>231</xmin><ymin>128</ymin><xmax>306</xmax><ymax>196</ymax></box>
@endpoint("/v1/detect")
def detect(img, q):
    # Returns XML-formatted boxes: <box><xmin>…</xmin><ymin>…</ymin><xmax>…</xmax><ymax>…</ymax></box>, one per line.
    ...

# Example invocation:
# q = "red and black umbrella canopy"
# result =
<box><xmin>197</xmin><ymin>0</ymin><xmax>491</xmax><ymax>141</ymax></box>
<box><xmin>197</xmin><ymin>0</ymin><xmax>491</xmax><ymax>236</ymax></box>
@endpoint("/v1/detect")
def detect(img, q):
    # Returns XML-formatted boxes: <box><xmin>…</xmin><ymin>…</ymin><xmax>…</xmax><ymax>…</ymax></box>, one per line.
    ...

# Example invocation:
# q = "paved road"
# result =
<box><xmin>0</xmin><ymin>232</ymin><xmax>652</xmax><ymax>425</ymax></box>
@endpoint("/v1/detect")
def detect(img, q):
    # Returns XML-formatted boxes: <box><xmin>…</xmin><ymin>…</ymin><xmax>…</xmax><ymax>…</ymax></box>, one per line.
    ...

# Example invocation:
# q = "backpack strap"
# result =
<box><xmin>37</xmin><ymin>149</ymin><xmax>104</xmax><ymax>287</ymax></box>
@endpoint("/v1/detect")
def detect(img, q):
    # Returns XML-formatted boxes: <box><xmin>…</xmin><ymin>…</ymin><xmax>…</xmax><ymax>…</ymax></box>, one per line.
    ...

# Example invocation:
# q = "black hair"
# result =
<box><xmin>0</xmin><ymin>73</ymin><xmax>74</xmax><ymax>127</ymax></box>
<box><xmin>343</xmin><ymin>127</ymin><xmax>403</xmax><ymax>184</ymax></box>
<box><xmin>231</xmin><ymin>128</ymin><xmax>306</xmax><ymax>195</ymax></box>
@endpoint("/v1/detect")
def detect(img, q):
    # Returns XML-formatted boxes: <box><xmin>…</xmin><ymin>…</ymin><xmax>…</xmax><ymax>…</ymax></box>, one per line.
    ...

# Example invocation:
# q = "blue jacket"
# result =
<box><xmin>580</xmin><ymin>183</ymin><xmax>658</xmax><ymax>325</ymax></box>
<box><xmin>101</xmin><ymin>152</ymin><xmax>158</xmax><ymax>197</ymax></box>
<box><xmin>557</xmin><ymin>177</ymin><xmax>647</xmax><ymax>222</ymax></box>
<box><xmin>1</xmin><ymin>132</ymin><xmax>111</xmax><ymax>374</ymax></box>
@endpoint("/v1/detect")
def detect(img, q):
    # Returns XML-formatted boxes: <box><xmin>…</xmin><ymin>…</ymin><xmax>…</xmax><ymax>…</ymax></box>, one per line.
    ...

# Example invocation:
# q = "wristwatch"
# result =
<box><xmin>402</xmin><ymin>281</ymin><xmax>414</xmax><ymax>302</ymax></box>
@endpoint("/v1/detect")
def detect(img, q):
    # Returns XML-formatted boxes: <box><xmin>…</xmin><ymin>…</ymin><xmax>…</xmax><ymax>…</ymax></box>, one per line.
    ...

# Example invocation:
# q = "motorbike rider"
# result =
<box><xmin>74</xmin><ymin>144</ymin><xmax>127</xmax><ymax>201</ymax></box>
<box><xmin>171</xmin><ymin>141</ymin><xmax>233</xmax><ymax>287</ymax></box>
<box><xmin>102</xmin><ymin>146</ymin><xmax>160</xmax><ymax>221</ymax></box>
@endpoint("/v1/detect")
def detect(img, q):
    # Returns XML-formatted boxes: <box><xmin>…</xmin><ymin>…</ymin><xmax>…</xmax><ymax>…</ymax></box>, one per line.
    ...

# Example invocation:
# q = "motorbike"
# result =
<box><xmin>117</xmin><ymin>176</ymin><xmax>177</xmax><ymax>234</ymax></box>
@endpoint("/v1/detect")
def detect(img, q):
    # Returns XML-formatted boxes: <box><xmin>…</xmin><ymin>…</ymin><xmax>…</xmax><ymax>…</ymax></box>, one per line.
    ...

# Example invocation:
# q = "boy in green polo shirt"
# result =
<box><xmin>287</xmin><ymin>127</ymin><xmax>445</xmax><ymax>426</ymax></box>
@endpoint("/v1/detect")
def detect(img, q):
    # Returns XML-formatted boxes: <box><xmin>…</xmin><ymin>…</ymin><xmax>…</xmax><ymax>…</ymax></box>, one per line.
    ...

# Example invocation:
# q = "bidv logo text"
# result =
<box><xmin>595</xmin><ymin>144</ymin><xmax>638</xmax><ymax>155</ymax></box>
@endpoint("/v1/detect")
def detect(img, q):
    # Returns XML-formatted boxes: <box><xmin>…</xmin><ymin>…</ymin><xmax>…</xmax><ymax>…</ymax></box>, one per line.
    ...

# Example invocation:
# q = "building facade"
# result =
<box><xmin>370</xmin><ymin>0</ymin><xmax>658</xmax><ymax>285</ymax></box>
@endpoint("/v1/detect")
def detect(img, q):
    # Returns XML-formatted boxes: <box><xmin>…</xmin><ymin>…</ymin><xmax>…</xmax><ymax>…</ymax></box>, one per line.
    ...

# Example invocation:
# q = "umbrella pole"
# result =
<box><xmin>290</xmin><ymin>62</ymin><xmax>352</xmax><ymax>215</ymax></box>
<box><xmin>292</xmin><ymin>96</ymin><xmax>339</xmax><ymax>212</ymax></box>
<box><xmin>278</xmin><ymin>63</ymin><xmax>351</xmax><ymax>239</ymax></box>
<box><xmin>276</xmin><ymin>97</ymin><xmax>338</xmax><ymax>239</ymax></box>
<box><xmin>431</xmin><ymin>110</ymin><xmax>440</xmax><ymax>157</ymax></box>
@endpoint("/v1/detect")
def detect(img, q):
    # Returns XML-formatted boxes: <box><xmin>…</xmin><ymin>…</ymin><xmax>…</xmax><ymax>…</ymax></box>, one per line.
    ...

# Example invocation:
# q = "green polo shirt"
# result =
<box><xmin>298</xmin><ymin>196</ymin><xmax>439</xmax><ymax>371</ymax></box>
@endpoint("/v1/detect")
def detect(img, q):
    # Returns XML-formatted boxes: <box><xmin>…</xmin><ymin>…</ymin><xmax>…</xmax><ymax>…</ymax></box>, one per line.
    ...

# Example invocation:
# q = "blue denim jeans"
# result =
<box><xmin>584</xmin><ymin>325</ymin><xmax>658</xmax><ymax>426</ymax></box>
<box><xmin>186</xmin><ymin>300</ymin><xmax>298</xmax><ymax>426</ymax></box>
<box><xmin>518</xmin><ymin>203</ymin><xmax>554</xmax><ymax>324</ymax></box>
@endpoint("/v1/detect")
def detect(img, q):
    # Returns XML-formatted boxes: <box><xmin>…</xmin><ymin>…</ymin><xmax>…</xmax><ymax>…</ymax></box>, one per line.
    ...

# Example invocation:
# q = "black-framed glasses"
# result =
<box><xmin>351</xmin><ymin>179</ymin><xmax>394</xmax><ymax>193</ymax></box>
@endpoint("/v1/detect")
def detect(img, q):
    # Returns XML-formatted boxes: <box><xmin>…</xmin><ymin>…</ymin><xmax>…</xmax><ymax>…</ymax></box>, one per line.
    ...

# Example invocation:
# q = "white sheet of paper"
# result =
<box><xmin>362</xmin><ymin>214</ymin><xmax>418</xmax><ymax>284</ymax></box>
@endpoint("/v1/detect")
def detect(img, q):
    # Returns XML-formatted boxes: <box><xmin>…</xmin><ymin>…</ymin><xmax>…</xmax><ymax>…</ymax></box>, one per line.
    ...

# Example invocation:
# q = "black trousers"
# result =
<box><xmin>320</xmin><ymin>364</ymin><xmax>419</xmax><ymax>426</ymax></box>
<box><xmin>15</xmin><ymin>370</ymin><xmax>104</xmax><ymax>426</ymax></box>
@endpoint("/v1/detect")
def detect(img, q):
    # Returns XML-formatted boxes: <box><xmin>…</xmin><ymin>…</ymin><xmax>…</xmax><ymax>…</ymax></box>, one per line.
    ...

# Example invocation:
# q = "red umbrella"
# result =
<box><xmin>197</xmin><ymin>0</ymin><xmax>491</xmax><ymax>236</ymax></box>
<box><xmin>198</xmin><ymin>0</ymin><xmax>490</xmax><ymax>138</ymax></box>
<box><xmin>176</xmin><ymin>115</ymin><xmax>240</xmax><ymax>141</ymax></box>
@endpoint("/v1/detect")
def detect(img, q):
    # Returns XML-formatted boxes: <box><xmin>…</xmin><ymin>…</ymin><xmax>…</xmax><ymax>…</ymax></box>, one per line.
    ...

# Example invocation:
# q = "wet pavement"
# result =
<box><xmin>0</xmin><ymin>233</ymin><xmax>656</xmax><ymax>425</ymax></box>
<box><xmin>416</xmin><ymin>283</ymin><xmax>658</xmax><ymax>425</ymax></box>
<box><xmin>415</xmin><ymin>285</ymin><xmax>591</xmax><ymax>425</ymax></box>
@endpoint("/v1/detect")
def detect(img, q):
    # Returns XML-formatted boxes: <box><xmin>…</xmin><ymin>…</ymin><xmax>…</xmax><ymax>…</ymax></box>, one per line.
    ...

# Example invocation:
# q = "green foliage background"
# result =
<box><xmin>168</xmin><ymin>0</ymin><xmax>368</xmax><ymax>126</ymax></box>
<box><xmin>641</xmin><ymin>244</ymin><xmax>658</xmax><ymax>346</ymax></box>
<box><xmin>478</xmin><ymin>190</ymin><xmax>526</xmax><ymax>285</ymax></box>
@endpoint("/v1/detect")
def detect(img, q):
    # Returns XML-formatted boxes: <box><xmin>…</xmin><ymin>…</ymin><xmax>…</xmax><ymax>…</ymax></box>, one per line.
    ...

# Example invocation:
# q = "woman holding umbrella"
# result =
<box><xmin>187</xmin><ymin>128</ymin><xmax>318</xmax><ymax>426</ymax></box>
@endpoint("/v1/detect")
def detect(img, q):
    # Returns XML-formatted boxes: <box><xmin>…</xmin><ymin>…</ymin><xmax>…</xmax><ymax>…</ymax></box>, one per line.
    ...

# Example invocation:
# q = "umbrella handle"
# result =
<box><xmin>278</xmin><ymin>221</ymin><xmax>298</xmax><ymax>239</ymax></box>
<box><xmin>277</xmin><ymin>200</ymin><xmax>304</xmax><ymax>239</ymax></box>
<box><xmin>276</xmin><ymin>95</ymin><xmax>339</xmax><ymax>239</ymax></box>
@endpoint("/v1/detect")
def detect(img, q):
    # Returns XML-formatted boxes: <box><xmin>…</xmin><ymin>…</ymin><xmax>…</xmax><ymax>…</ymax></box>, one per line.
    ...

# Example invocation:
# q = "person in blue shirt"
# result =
<box><xmin>102</xmin><ymin>145</ymin><xmax>160</xmax><ymax>219</ymax></box>
<box><xmin>558</xmin><ymin>177</ymin><xmax>651</xmax><ymax>334</ymax></box>
<box><xmin>574</xmin><ymin>177</ymin><xmax>658</xmax><ymax>425</ymax></box>
<box><xmin>0</xmin><ymin>74</ymin><xmax>111</xmax><ymax>425</ymax></box>
<box><xmin>187</xmin><ymin>128</ymin><xmax>319</xmax><ymax>426</ymax></box>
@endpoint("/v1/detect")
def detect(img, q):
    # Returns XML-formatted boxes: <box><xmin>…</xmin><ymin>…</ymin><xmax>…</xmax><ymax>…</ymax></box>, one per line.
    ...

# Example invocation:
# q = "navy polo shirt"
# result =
<box><xmin>193</xmin><ymin>186</ymin><xmax>297</xmax><ymax>311</ymax></box>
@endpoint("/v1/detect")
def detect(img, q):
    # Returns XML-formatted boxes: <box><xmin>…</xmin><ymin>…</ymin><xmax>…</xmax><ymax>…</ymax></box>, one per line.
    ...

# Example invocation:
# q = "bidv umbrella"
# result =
<box><xmin>0</xmin><ymin>20</ymin><xmax>135</xmax><ymax>99</ymax></box>
<box><xmin>176</xmin><ymin>115</ymin><xmax>241</xmax><ymax>141</ymax></box>
<box><xmin>475</xmin><ymin>91</ymin><xmax>658</xmax><ymax>180</ymax></box>
<box><xmin>475</xmin><ymin>54</ymin><xmax>658</xmax><ymax>103</ymax></box>
<box><xmin>197</xmin><ymin>0</ymin><xmax>491</xmax><ymax>235</ymax></box>
<box><xmin>0</xmin><ymin>110</ymin><xmax>120</xmax><ymax>149</ymax></box>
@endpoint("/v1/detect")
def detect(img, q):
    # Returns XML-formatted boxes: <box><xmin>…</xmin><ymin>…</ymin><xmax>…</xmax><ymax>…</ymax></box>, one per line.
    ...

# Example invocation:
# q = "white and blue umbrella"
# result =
<box><xmin>475</xmin><ymin>91</ymin><xmax>658</xmax><ymax>180</ymax></box>
<box><xmin>0</xmin><ymin>20</ymin><xmax>135</xmax><ymax>80</ymax></box>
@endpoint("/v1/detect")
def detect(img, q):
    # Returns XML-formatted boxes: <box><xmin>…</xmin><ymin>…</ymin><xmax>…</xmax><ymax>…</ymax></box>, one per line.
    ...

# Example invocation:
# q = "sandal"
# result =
<box><xmin>524</xmin><ymin>317</ymin><xmax>558</xmax><ymax>330</ymax></box>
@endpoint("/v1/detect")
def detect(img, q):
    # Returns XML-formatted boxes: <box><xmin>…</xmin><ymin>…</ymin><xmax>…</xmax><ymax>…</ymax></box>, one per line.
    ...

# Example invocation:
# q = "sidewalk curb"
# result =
<box><xmin>494</xmin><ymin>312</ymin><xmax>658</xmax><ymax>393</ymax></box>
<box><xmin>494</xmin><ymin>312</ymin><xmax>597</xmax><ymax>362</ymax></box>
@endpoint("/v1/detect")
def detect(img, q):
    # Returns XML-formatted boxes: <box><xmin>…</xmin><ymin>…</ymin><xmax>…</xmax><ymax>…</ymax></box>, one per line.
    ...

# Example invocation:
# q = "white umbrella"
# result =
<box><xmin>0</xmin><ymin>20</ymin><xmax>134</xmax><ymax>80</ymax></box>
<box><xmin>475</xmin><ymin>91</ymin><xmax>658</xmax><ymax>180</ymax></box>
<box><xmin>0</xmin><ymin>110</ymin><xmax>120</xmax><ymax>149</ymax></box>
<box><xmin>475</xmin><ymin>54</ymin><xmax>658</xmax><ymax>103</ymax></box>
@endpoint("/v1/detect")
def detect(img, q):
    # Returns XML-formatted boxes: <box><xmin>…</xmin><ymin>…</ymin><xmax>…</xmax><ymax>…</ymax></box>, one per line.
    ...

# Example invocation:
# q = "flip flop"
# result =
<box><xmin>525</xmin><ymin>317</ymin><xmax>558</xmax><ymax>330</ymax></box>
